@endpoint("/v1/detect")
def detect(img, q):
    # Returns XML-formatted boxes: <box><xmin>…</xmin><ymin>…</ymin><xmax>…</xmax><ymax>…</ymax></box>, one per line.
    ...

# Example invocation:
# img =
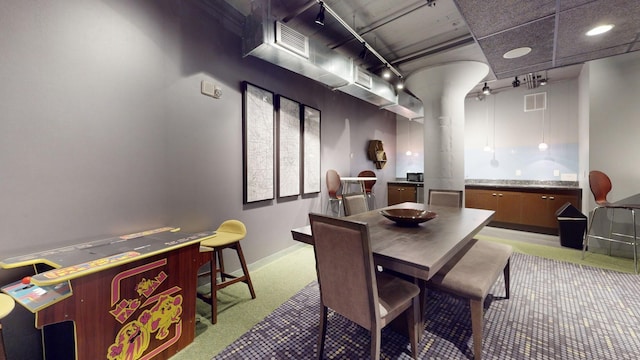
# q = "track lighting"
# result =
<box><xmin>382</xmin><ymin>65</ymin><xmax>391</xmax><ymax>79</ymax></box>
<box><xmin>482</xmin><ymin>82</ymin><xmax>491</xmax><ymax>95</ymax></box>
<box><xmin>396</xmin><ymin>78</ymin><xmax>404</xmax><ymax>90</ymax></box>
<box><xmin>512</xmin><ymin>76</ymin><xmax>520</xmax><ymax>88</ymax></box>
<box><xmin>539</xmin><ymin>78</ymin><xmax>547</xmax><ymax>86</ymax></box>
<box><xmin>426</xmin><ymin>0</ymin><xmax>437</xmax><ymax>7</ymax></box>
<box><xmin>315</xmin><ymin>2</ymin><xmax>325</xmax><ymax>26</ymax></box>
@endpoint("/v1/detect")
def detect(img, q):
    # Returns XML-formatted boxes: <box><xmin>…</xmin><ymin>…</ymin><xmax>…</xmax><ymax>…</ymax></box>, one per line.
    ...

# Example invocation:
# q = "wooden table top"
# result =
<box><xmin>291</xmin><ymin>202</ymin><xmax>495</xmax><ymax>281</ymax></box>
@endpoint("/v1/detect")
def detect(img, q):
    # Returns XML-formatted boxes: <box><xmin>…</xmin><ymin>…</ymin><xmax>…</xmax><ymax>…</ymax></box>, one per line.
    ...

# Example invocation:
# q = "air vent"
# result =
<box><xmin>274</xmin><ymin>21</ymin><xmax>309</xmax><ymax>58</ymax></box>
<box><xmin>524</xmin><ymin>92</ymin><xmax>546</xmax><ymax>112</ymax></box>
<box><xmin>354</xmin><ymin>67</ymin><xmax>373</xmax><ymax>89</ymax></box>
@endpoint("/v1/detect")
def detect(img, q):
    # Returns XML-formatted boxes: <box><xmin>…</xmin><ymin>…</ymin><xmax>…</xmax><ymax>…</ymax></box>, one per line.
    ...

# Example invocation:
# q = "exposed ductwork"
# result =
<box><xmin>241</xmin><ymin>2</ymin><xmax>423</xmax><ymax>120</ymax></box>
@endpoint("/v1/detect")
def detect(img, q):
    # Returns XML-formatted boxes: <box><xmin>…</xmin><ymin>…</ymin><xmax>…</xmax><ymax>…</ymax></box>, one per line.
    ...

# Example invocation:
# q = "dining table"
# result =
<box><xmin>290</xmin><ymin>202</ymin><xmax>495</xmax><ymax>283</ymax></box>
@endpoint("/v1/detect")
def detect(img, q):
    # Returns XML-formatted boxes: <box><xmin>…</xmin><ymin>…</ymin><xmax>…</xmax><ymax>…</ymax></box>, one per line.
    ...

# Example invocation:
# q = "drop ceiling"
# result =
<box><xmin>225</xmin><ymin>0</ymin><xmax>639</xmax><ymax>94</ymax></box>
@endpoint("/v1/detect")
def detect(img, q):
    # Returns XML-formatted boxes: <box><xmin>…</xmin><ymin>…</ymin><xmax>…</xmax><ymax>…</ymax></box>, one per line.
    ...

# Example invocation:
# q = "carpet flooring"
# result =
<box><xmin>214</xmin><ymin>251</ymin><xmax>640</xmax><ymax>359</ymax></box>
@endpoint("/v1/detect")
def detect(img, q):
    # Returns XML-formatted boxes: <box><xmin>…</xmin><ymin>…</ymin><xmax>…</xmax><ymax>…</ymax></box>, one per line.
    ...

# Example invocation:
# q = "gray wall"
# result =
<box><xmin>0</xmin><ymin>1</ymin><xmax>396</xmax><ymax>274</ymax></box>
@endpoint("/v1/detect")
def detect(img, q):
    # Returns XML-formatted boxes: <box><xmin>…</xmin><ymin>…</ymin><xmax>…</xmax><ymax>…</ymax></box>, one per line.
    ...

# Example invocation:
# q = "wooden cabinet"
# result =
<box><xmin>388</xmin><ymin>183</ymin><xmax>418</xmax><ymax>205</ymax></box>
<box><xmin>520</xmin><ymin>192</ymin><xmax>581</xmax><ymax>229</ymax></box>
<box><xmin>465</xmin><ymin>189</ymin><xmax>522</xmax><ymax>223</ymax></box>
<box><xmin>465</xmin><ymin>186</ymin><xmax>582</xmax><ymax>234</ymax></box>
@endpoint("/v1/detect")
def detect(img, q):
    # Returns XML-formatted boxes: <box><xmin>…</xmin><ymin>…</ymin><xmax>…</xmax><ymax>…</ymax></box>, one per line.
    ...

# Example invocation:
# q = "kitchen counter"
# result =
<box><xmin>388</xmin><ymin>179</ymin><xmax>424</xmax><ymax>186</ymax></box>
<box><xmin>465</xmin><ymin>179</ymin><xmax>579</xmax><ymax>191</ymax></box>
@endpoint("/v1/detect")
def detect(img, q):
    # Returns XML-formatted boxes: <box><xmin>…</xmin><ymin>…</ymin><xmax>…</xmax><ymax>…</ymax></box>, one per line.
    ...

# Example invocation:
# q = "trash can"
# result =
<box><xmin>555</xmin><ymin>202</ymin><xmax>587</xmax><ymax>249</ymax></box>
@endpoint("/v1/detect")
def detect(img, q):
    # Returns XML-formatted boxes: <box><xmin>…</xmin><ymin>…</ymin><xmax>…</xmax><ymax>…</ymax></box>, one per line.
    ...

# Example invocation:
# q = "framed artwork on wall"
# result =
<box><xmin>243</xmin><ymin>81</ymin><xmax>275</xmax><ymax>203</ymax></box>
<box><xmin>276</xmin><ymin>95</ymin><xmax>301</xmax><ymax>198</ymax></box>
<box><xmin>302</xmin><ymin>105</ymin><xmax>321</xmax><ymax>194</ymax></box>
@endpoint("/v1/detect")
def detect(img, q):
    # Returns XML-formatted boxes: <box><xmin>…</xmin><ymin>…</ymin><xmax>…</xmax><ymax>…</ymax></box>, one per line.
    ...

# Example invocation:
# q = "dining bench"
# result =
<box><xmin>428</xmin><ymin>238</ymin><xmax>513</xmax><ymax>360</ymax></box>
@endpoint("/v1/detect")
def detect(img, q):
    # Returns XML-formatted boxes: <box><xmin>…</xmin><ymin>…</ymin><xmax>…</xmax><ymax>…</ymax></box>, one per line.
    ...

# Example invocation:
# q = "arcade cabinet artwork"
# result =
<box><xmin>1</xmin><ymin>227</ymin><xmax>216</xmax><ymax>360</ymax></box>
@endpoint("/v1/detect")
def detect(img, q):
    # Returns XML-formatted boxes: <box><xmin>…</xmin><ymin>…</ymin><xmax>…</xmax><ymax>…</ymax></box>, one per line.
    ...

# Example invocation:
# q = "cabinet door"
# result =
<box><xmin>495</xmin><ymin>191</ymin><xmax>523</xmax><ymax>223</ymax></box>
<box><xmin>522</xmin><ymin>192</ymin><xmax>582</xmax><ymax>229</ymax></box>
<box><xmin>465</xmin><ymin>189</ymin><xmax>497</xmax><ymax>211</ymax></box>
<box><xmin>388</xmin><ymin>184</ymin><xmax>417</xmax><ymax>205</ymax></box>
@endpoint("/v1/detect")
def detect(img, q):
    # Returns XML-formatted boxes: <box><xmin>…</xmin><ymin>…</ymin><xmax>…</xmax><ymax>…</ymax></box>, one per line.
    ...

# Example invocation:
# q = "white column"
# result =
<box><xmin>405</xmin><ymin>61</ymin><xmax>489</xmax><ymax>192</ymax></box>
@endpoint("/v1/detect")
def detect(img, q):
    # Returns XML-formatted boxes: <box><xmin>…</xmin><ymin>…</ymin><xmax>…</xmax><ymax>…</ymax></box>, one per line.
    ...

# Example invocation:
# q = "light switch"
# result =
<box><xmin>553</xmin><ymin>169</ymin><xmax>560</xmax><ymax>176</ymax></box>
<box><xmin>515</xmin><ymin>169</ymin><xmax>522</xmax><ymax>176</ymax></box>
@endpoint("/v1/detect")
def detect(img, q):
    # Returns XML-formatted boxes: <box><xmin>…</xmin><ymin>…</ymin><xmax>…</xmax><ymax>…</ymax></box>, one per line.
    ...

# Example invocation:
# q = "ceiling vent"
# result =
<box><xmin>242</xmin><ymin>2</ymin><xmax>423</xmax><ymax>119</ymax></box>
<box><xmin>524</xmin><ymin>92</ymin><xmax>546</xmax><ymax>112</ymax></box>
<box><xmin>354</xmin><ymin>68</ymin><xmax>373</xmax><ymax>89</ymax></box>
<box><xmin>275</xmin><ymin>22</ymin><xmax>309</xmax><ymax>59</ymax></box>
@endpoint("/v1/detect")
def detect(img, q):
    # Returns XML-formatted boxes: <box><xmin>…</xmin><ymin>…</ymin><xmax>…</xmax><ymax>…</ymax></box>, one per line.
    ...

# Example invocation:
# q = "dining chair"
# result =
<box><xmin>198</xmin><ymin>220</ymin><xmax>256</xmax><ymax>324</ymax></box>
<box><xmin>0</xmin><ymin>293</ymin><xmax>15</xmax><ymax>359</ymax></box>
<box><xmin>358</xmin><ymin>170</ymin><xmax>377</xmax><ymax>209</ymax></box>
<box><xmin>325</xmin><ymin>170</ymin><xmax>343</xmax><ymax>216</ymax></box>
<box><xmin>343</xmin><ymin>192</ymin><xmax>369</xmax><ymax>216</ymax></box>
<box><xmin>428</xmin><ymin>189</ymin><xmax>463</xmax><ymax>208</ymax></box>
<box><xmin>309</xmin><ymin>213</ymin><xmax>420</xmax><ymax>360</ymax></box>
<box><xmin>583</xmin><ymin>170</ymin><xmax>640</xmax><ymax>273</ymax></box>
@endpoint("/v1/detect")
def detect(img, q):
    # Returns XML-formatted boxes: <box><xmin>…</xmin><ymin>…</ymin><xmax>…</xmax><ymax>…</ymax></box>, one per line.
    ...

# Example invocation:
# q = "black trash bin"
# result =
<box><xmin>555</xmin><ymin>202</ymin><xmax>587</xmax><ymax>249</ymax></box>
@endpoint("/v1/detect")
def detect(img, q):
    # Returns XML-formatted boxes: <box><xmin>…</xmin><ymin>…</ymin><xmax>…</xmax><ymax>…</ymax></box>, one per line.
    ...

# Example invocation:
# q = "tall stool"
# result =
<box><xmin>583</xmin><ymin>170</ymin><xmax>640</xmax><ymax>273</ymax></box>
<box><xmin>198</xmin><ymin>220</ymin><xmax>256</xmax><ymax>324</ymax></box>
<box><xmin>358</xmin><ymin>170</ymin><xmax>377</xmax><ymax>209</ymax></box>
<box><xmin>0</xmin><ymin>294</ymin><xmax>15</xmax><ymax>360</ymax></box>
<box><xmin>325</xmin><ymin>170</ymin><xmax>343</xmax><ymax>216</ymax></box>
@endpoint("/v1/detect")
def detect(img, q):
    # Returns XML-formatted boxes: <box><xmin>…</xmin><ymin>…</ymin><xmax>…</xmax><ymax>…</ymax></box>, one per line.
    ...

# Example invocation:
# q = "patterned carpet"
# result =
<box><xmin>214</xmin><ymin>252</ymin><xmax>640</xmax><ymax>359</ymax></box>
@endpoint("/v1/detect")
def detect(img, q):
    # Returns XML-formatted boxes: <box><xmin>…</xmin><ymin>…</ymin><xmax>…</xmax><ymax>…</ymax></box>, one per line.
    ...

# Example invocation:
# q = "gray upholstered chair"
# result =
<box><xmin>342</xmin><ymin>192</ymin><xmax>369</xmax><ymax>216</ymax></box>
<box><xmin>428</xmin><ymin>189</ymin><xmax>463</xmax><ymax>207</ymax></box>
<box><xmin>309</xmin><ymin>213</ymin><xmax>420</xmax><ymax>360</ymax></box>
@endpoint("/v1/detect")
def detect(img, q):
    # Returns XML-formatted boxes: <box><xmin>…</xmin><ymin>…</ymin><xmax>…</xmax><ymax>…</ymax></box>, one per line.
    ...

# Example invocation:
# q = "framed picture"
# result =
<box><xmin>302</xmin><ymin>105</ymin><xmax>321</xmax><ymax>194</ymax></box>
<box><xmin>243</xmin><ymin>82</ymin><xmax>275</xmax><ymax>203</ymax></box>
<box><xmin>276</xmin><ymin>95</ymin><xmax>301</xmax><ymax>198</ymax></box>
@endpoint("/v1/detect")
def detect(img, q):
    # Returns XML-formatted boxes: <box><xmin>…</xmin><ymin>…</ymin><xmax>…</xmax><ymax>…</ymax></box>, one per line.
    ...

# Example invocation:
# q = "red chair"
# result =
<box><xmin>325</xmin><ymin>170</ymin><xmax>343</xmax><ymax>216</ymax></box>
<box><xmin>583</xmin><ymin>170</ymin><xmax>640</xmax><ymax>273</ymax></box>
<box><xmin>358</xmin><ymin>170</ymin><xmax>377</xmax><ymax>209</ymax></box>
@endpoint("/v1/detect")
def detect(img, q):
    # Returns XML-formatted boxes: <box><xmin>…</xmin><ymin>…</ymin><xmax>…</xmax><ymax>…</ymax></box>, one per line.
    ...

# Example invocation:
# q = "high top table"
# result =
<box><xmin>340</xmin><ymin>176</ymin><xmax>377</xmax><ymax>194</ymax></box>
<box><xmin>291</xmin><ymin>202</ymin><xmax>494</xmax><ymax>282</ymax></box>
<box><xmin>0</xmin><ymin>227</ymin><xmax>216</xmax><ymax>360</ymax></box>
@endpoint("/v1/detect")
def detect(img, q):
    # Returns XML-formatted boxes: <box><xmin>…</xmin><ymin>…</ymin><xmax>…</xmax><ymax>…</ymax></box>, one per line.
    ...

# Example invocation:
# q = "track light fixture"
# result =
<box><xmin>314</xmin><ymin>1</ymin><xmax>325</xmax><ymax>26</ymax></box>
<box><xmin>482</xmin><ymin>82</ymin><xmax>491</xmax><ymax>95</ymax></box>
<box><xmin>426</xmin><ymin>0</ymin><xmax>437</xmax><ymax>7</ymax></box>
<box><xmin>312</xmin><ymin>0</ymin><xmax>403</xmax><ymax>82</ymax></box>
<box><xmin>396</xmin><ymin>78</ymin><xmax>405</xmax><ymax>90</ymax></box>
<box><xmin>512</xmin><ymin>76</ymin><xmax>520</xmax><ymax>88</ymax></box>
<box><xmin>382</xmin><ymin>65</ymin><xmax>391</xmax><ymax>79</ymax></box>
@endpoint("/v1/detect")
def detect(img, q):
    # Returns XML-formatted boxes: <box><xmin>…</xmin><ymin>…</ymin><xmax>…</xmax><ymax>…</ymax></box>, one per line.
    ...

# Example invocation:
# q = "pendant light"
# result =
<box><xmin>483</xmin><ymin>97</ymin><xmax>492</xmax><ymax>152</ymax></box>
<box><xmin>406</xmin><ymin>120</ymin><xmax>412</xmax><ymax>156</ymax></box>
<box><xmin>538</xmin><ymin>106</ymin><xmax>548</xmax><ymax>151</ymax></box>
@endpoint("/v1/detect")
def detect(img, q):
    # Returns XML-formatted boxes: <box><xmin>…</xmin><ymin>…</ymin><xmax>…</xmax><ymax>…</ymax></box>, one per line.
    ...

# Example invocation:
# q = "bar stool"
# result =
<box><xmin>0</xmin><ymin>294</ymin><xmax>15</xmax><ymax>359</ymax></box>
<box><xmin>325</xmin><ymin>170</ymin><xmax>343</xmax><ymax>216</ymax></box>
<box><xmin>358</xmin><ymin>170</ymin><xmax>376</xmax><ymax>209</ymax></box>
<box><xmin>583</xmin><ymin>170</ymin><xmax>640</xmax><ymax>273</ymax></box>
<box><xmin>198</xmin><ymin>220</ymin><xmax>256</xmax><ymax>324</ymax></box>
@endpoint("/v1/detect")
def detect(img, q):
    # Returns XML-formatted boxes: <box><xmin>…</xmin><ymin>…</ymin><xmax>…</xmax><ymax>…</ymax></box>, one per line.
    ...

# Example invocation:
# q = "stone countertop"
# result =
<box><xmin>465</xmin><ymin>179</ymin><xmax>580</xmax><ymax>190</ymax></box>
<box><xmin>388</xmin><ymin>180</ymin><xmax>424</xmax><ymax>186</ymax></box>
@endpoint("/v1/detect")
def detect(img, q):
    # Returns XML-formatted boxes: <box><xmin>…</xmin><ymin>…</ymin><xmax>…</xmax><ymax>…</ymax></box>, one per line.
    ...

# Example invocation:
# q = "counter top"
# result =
<box><xmin>465</xmin><ymin>179</ymin><xmax>580</xmax><ymax>190</ymax></box>
<box><xmin>388</xmin><ymin>180</ymin><xmax>424</xmax><ymax>186</ymax></box>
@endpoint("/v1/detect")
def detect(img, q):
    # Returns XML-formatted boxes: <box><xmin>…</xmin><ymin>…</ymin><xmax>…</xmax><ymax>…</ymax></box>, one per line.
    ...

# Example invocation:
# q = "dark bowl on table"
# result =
<box><xmin>380</xmin><ymin>209</ymin><xmax>437</xmax><ymax>226</ymax></box>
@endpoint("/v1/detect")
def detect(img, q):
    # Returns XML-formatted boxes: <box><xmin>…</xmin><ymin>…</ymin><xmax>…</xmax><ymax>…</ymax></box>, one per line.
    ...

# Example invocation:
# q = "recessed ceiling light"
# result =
<box><xmin>503</xmin><ymin>47</ymin><xmax>531</xmax><ymax>59</ymax></box>
<box><xmin>586</xmin><ymin>24</ymin><xmax>614</xmax><ymax>36</ymax></box>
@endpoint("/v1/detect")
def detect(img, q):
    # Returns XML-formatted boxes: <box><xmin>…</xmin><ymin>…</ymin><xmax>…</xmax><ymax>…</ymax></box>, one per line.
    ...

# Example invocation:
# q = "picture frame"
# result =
<box><xmin>243</xmin><ymin>82</ymin><xmax>275</xmax><ymax>203</ymax></box>
<box><xmin>302</xmin><ymin>105</ymin><xmax>321</xmax><ymax>194</ymax></box>
<box><xmin>276</xmin><ymin>95</ymin><xmax>301</xmax><ymax>198</ymax></box>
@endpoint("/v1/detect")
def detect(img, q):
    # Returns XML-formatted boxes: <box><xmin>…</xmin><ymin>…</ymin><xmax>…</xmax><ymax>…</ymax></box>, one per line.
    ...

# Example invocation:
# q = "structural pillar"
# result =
<box><xmin>405</xmin><ymin>61</ymin><xmax>489</xmax><ymax>193</ymax></box>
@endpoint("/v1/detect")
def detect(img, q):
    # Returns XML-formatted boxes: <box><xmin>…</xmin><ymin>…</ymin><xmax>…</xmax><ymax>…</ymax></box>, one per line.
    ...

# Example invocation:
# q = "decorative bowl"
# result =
<box><xmin>380</xmin><ymin>209</ymin><xmax>437</xmax><ymax>226</ymax></box>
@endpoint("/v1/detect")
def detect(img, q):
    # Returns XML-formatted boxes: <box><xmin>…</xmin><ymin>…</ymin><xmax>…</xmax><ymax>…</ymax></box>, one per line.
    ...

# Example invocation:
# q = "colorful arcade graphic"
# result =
<box><xmin>107</xmin><ymin>259</ymin><xmax>183</xmax><ymax>360</ymax></box>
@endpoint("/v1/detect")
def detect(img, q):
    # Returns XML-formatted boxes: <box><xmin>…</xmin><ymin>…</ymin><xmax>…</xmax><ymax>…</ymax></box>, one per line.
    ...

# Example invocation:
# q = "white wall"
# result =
<box><xmin>586</xmin><ymin>51</ymin><xmax>640</xmax><ymax>208</ymax></box>
<box><xmin>464</xmin><ymin>79</ymin><xmax>580</xmax><ymax>180</ymax></box>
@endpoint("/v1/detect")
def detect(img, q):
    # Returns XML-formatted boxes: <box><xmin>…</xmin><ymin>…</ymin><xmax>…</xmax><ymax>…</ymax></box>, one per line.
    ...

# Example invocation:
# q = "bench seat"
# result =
<box><xmin>428</xmin><ymin>238</ymin><xmax>513</xmax><ymax>360</ymax></box>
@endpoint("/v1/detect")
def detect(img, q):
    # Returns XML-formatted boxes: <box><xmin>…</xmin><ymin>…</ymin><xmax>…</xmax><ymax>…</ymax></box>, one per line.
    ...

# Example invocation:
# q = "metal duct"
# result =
<box><xmin>242</xmin><ymin>2</ymin><xmax>423</xmax><ymax>119</ymax></box>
